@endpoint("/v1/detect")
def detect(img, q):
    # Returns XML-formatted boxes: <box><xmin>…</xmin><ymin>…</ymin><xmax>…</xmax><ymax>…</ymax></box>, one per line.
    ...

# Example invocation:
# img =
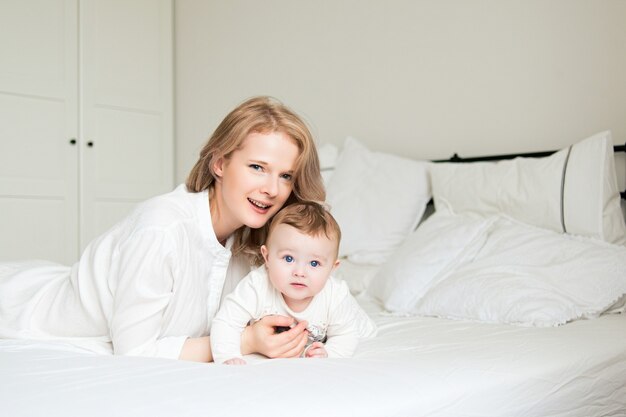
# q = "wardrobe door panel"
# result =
<box><xmin>0</xmin><ymin>0</ymin><xmax>74</xmax><ymax>98</ymax></box>
<box><xmin>89</xmin><ymin>0</ymin><xmax>163</xmax><ymax>111</ymax></box>
<box><xmin>80</xmin><ymin>0</ymin><xmax>173</xmax><ymax>248</ymax></box>
<box><xmin>0</xmin><ymin>199</ymin><xmax>71</xmax><ymax>262</ymax></box>
<box><xmin>0</xmin><ymin>97</ymin><xmax>69</xmax><ymax>192</ymax></box>
<box><xmin>93</xmin><ymin>201</ymin><xmax>140</xmax><ymax>238</ymax></box>
<box><xmin>91</xmin><ymin>108</ymin><xmax>165</xmax><ymax>194</ymax></box>
<box><xmin>0</xmin><ymin>0</ymin><xmax>79</xmax><ymax>264</ymax></box>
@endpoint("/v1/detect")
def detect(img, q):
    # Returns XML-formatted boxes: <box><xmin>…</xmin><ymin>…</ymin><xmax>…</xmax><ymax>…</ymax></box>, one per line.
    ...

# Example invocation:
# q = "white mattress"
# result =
<box><xmin>1</xmin><ymin>261</ymin><xmax>625</xmax><ymax>417</ymax></box>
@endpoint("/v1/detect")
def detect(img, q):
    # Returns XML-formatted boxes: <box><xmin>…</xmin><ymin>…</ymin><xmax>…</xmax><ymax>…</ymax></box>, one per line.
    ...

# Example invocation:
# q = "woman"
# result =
<box><xmin>0</xmin><ymin>96</ymin><xmax>325</xmax><ymax>362</ymax></box>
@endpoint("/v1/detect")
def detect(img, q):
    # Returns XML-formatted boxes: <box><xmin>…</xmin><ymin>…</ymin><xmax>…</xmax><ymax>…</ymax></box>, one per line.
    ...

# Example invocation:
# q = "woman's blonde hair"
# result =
<box><xmin>186</xmin><ymin>96</ymin><xmax>325</xmax><ymax>262</ymax></box>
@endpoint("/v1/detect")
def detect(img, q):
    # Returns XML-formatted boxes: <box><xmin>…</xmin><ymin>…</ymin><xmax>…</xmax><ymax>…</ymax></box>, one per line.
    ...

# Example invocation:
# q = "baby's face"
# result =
<box><xmin>261</xmin><ymin>223</ymin><xmax>339</xmax><ymax>311</ymax></box>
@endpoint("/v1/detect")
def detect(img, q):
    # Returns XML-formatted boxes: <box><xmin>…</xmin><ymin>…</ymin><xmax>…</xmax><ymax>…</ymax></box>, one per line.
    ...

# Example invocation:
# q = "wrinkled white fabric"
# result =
<box><xmin>370</xmin><ymin>211</ymin><xmax>626</xmax><ymax>326</ymax></box>
<box><xmin>368</xmin><ymin>212</ymin><xmax>494</xmax><ymax>312</ymax></box>
<box><xmin>1</xmin><ymin>294</ymin><xmax>625</xmax><ymax>417</ymax></box>
<box><xmin>413</xmin><ymin>216</ymin><xmax>626</xmax><ymax>326</ymax></box>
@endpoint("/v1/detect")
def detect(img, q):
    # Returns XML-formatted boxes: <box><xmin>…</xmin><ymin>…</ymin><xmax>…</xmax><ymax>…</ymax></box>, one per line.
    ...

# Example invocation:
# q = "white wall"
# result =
<box><xmin>175</xmin><ymin>0</ymin><xmax>626</xmax><ymax>185</ymax></box>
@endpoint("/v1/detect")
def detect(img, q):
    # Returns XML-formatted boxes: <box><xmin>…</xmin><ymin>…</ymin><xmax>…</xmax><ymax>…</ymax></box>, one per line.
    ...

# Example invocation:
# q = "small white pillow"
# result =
<box><xmin>367</xmin><ymin>212</ymin><xmax>493</xmax><ymax>312</ymax></box>
<box><xmin>334</xmin><ymin>260</ymin><xmax>381</xmax><ymax>296</ymax></box>
<box><xmin>431</xmin><ymin>131</ymin><xmax>626</xmax><ymax>244</ymax></box>
<box><xmin>326</xmin><ymin>137</ymin><xmax>431</xmax><ymax>265</ymax></box>
<box><xmin>317</xmin><ymin>142</ymin><xmax>339</xmax><ymax>186</ymax></box>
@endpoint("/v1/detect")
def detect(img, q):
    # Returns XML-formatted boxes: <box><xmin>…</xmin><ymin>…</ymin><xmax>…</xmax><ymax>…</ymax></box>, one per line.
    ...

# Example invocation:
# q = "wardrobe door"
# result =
<box><xmin>0</xmin><ymin>0</ymin><xmax>79</xmax><ymax>264</ymax></box>
<box><xmin>79</xmin><ymin>0</ymin><xmax>174</xmax><ymax>248</ymax></box>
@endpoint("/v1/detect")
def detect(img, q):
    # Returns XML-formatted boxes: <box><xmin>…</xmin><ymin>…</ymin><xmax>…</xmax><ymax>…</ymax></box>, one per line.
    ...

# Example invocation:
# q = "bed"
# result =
<box><xmin>2</xmin><ymin>282</ymin><xmax>625</xmax><ymax>417</ymax></box>
<box><xmin>1</xmin><ymin>131</ymin><xmax>626</xmax><ymax>417</ymax></box>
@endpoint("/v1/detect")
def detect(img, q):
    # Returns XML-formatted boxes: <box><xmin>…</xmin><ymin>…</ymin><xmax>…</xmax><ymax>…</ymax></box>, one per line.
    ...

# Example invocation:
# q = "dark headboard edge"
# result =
<box><xmin>433</xmin><ymin>143</ymin><xmax>625</xmax><ymax>163</ymax></box>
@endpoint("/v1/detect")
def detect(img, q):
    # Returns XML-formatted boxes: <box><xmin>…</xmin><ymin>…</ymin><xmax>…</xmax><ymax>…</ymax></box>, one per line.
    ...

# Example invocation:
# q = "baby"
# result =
<box><xmin>211</xmin><ymin>201</ymin><xmax>377</xmax><ymax>364</ymax></box>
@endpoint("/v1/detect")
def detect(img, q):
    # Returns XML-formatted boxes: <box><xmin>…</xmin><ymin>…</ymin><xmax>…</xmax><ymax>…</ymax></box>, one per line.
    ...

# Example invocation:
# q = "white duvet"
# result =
<box><xmin>1</xmin><ymin>291</ymin><xmax>625</xmax><ymax>417</ymax></box>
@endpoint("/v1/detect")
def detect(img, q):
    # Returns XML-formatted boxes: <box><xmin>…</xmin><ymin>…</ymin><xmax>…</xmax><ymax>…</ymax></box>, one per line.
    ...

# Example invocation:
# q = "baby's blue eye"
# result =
<box><xmin>249</xmin><ymin>164</ymin><xmax>262</xmax><ymax>171</ymax></box>
<box><xmin>310</xmin><ymin>260</ymin><xmax>319</xmax><ymax>267</ymax></box>
<box><xmin>284</xmin><ymin>255</ymin><xmax>294</xmax><ymax>263</ymax></box>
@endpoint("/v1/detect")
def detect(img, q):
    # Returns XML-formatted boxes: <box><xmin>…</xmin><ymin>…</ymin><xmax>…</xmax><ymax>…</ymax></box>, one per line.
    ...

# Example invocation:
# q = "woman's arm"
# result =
<box><xmin>180</xmin><ymin>336</ymin><xmax>212</xmax><ymax>362</ymax></box>
<box><xmin>110</xmin><ymin>229</ymin><xmax>189</xmax><ymax>359</ymax></box>
<box><xmin>179</xmin><ymin>317</ymin><xmax>309</xmax><ymax>363</ymax></box>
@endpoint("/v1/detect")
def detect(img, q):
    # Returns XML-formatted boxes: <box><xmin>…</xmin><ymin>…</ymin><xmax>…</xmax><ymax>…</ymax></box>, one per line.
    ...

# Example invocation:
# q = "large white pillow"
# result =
<box><xmin>326</xmin><ymin>137</ymin><xmax>431</xmax><ymax>265</ymax></box>
<box><xmin>412</xmin><ymin>217</ymin><xmax>626</xmax><ymax>327</ymax></box>
<box><xmin>431</xmin><ymin>131</ymin><xmax>626</xmax><ymax>244</ymax></box>
<box><xmin>367</xmin><ymin>212</ymin><xmax>493</xmax><ymax>312</ymax></box>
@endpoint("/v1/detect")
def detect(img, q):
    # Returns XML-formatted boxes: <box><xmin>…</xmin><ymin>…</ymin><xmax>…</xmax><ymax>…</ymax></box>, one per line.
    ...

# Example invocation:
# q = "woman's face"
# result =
<box><xmin>212</xmin><ymin>131</ymin><xmax>299</xmax><ymax>236</ymax></box>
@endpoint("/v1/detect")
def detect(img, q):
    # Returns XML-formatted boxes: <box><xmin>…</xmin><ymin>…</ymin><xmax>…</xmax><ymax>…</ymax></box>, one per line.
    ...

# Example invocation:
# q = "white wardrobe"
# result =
<box><xmin>0</xmin><ymin>0</ymin><xmax>173</xmax><ymax>264</ymax></box>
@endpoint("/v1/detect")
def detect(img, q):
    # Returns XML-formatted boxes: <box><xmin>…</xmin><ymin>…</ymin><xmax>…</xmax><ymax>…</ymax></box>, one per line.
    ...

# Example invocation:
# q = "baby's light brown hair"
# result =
<box><xmin>267</xmin><ymin>201</ymin><xmax>341</xmax><ymax>258</ymax></box>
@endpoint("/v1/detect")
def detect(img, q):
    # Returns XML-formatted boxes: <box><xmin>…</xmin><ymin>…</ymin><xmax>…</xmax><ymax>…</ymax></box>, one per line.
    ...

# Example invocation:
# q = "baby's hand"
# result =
<box><xmin>304</xmin><ymin>342</ymin><xmax>327</xmax><ymax>358</ymax></box>
<box><xmin>223</xmin><ymin>357</ymin><xmax>246</xmax><ymax>365</ymax></box>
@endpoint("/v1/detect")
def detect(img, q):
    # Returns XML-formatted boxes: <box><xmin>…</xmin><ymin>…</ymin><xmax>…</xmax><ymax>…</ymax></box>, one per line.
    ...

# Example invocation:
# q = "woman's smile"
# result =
<box><xmin>247</xmin><ymin>197</ymin><xmax>272</xmax><ymax>213</ymax></box>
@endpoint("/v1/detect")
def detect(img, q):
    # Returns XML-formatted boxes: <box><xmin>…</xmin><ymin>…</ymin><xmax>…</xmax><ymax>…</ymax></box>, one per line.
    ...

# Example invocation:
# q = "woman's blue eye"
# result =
<box><xmin>283</xmin><ymin>255</ymin><xmax>294</xmax><ymax>263</ymax></box>
<box><xmin>280</xmin><ymin>173</ymin><xmax>293</xmax><ymax>181</ymax></box>
<box><xmin>310</xmin><ymin>260</ymin><xmax>319</xmax><ymax>267</ymax></box>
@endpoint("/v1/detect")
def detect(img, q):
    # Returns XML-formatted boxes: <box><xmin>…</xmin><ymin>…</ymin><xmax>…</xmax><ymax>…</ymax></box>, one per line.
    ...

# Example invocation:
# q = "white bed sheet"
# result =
<box><xmin>1</xmin><ymin>262</ymin><xmax>625</xmax><ymax>417</ymax></box>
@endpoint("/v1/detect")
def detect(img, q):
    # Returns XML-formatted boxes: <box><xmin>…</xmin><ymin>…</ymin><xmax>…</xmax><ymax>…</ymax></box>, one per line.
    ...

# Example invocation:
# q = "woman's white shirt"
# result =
<box><xmin>0</xmin><ymin>184</ymin><xmax>245</xmax><ymax>359</ymax></box>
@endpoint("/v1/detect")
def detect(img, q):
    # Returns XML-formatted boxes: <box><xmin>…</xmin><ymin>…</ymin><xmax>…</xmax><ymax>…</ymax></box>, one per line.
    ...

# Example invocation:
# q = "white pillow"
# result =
<box><xmin>333</xmin><ymin>260</ymin><xmax>380</xmax><ymax>296</ymax></box>
<box><xmin>431</xmin><ymin>131</ymin><xmax>626</xmax><ymax>244</ymax></box>
<box><xmin>413</xmin><ymin>217</ymin><xmax>626</xmax><ymax>327</ymax></box>
<box><xmin>367</xmin><ymin>212</ymin><xmax>493</xmax><ymax>312</ymax></box>
<box><xmin>564</xmin><ymin>132</ymin><xmax>625</xmax><ymax>243</ymax></box>
<box><xmin>317</xmin><ymin>142</ymin><xmax>339</xmax><ymax>186</ymax></box>
<box><xmin>606</xmin><ymin>295</ymin><xmax>626</xmax><ymax>314</ymax></box>
<box><xmin>326</xmin><ymin>136</ymin><xmax>431</xmax><ymax>265</ymax></box>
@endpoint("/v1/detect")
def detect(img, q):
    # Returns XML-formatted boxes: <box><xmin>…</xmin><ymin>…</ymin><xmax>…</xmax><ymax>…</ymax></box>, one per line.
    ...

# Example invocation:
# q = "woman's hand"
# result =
<box><xmin>241</xmin><ymin>315</ymin><xmax>309</xmax><ymax>358</ymax></box>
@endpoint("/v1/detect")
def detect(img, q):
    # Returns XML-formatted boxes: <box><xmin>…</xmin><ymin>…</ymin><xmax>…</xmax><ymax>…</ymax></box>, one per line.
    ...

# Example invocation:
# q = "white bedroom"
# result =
<box><xmin>1</xmin><ymin>1</ymin><xmax>625</xmax><ymax>416</ymax></box>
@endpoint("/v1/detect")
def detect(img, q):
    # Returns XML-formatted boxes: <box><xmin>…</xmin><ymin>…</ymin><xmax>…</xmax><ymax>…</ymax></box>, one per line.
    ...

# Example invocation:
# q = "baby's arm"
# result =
<box><xmin>322</xmin><ymin>281</ymin><xmax>377</xmax><ymax>358</ymax></box>
<box><xmin>223</xmin><ymin>357</ymin><xmax>247</xmax><ymax>365</ymax></box>
<box><xmin>210</xmin><ymin>311</ymin><xmax>249</xmax><ymax>364</ymax></box>
<box><xmin>322</xmin><ymin>329</ymin><xmax>360</xmax><ymax>358</ymax></box>
<box><xmin>210</xmin><ymin>275</ymin><xmax>262</xmax><ymax>364</ymax></box>
<box><xmin>304</xmin><ymin>342</ymin><xmax>328</xmax><ymax>358</ymax></box>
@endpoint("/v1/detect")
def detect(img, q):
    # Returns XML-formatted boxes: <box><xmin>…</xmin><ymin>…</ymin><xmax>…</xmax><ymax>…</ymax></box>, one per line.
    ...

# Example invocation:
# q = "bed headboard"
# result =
<box><xmin>433</xmin><ymin>142</ymin><xmax>626</xmax><ymax>200</ymax></box>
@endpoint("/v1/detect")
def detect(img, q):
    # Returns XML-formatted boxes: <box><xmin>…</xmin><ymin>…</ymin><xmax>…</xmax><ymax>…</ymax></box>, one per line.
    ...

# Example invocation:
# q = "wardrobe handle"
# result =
<box><xmin>87</xmin><ymin>141</ymin><xmax>94</xmax><ymax>147</ymax></box>
<box><xmin>69</xmin><ymin>138</ymin><xmax>77</xmax><ymax>145</ymax></box>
